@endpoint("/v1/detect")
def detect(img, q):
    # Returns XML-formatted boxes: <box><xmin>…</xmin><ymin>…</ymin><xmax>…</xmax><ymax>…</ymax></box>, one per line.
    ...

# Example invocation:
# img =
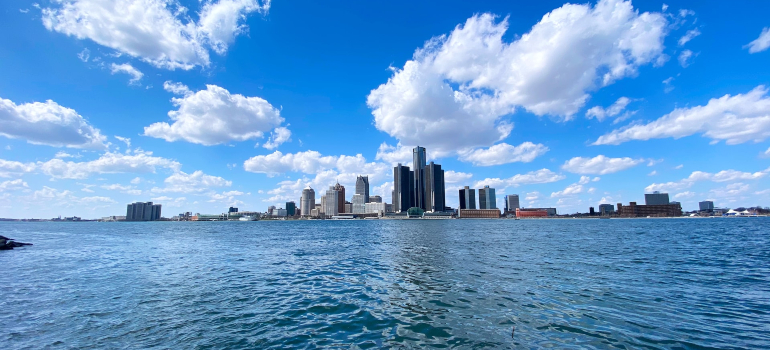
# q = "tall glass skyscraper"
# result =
<box><xmin>478</xmin><ymin>185</ymin><xmax>497</xmax><ymax>210</ymax></box>
<box><xmin>412</xmin><ymin>146</ymin><xmax>426</xmax><ymax>210</ymax></box>
<box><xmin>424</xmin><ymin>162</ymin><xmax>445</xmax><ymax>212</ymax></box>
<box><xmin>300</xmin><ymin>186</ymin><xmax>315</xmax><ymax>217</ymax></box>
<box><xmin>458</xmin><ymin>186</ymin><xmax>476</xmax><ymax>209</ymax></box>
<box><xmin>393</xmin><ymin>163</ymin><xmax>413</xmax><ymax>212</ymax></box>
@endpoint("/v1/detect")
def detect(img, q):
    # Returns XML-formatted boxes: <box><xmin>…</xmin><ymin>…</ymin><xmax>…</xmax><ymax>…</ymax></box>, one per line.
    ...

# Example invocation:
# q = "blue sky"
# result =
<box><xmin>1</xmin><ymin>0</ymin><xmax>769</xmax><ymax>219</ymax></box>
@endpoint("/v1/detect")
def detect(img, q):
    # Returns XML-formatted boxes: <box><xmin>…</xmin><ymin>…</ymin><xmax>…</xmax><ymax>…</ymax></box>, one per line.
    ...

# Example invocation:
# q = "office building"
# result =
<box><xmin>274</xmin><ymin>208</ymin><xmax>288</xmax><ymax>217</ymax></box>
<box><xmin>617</xmin><ymin>202</ymin><xmax>682</xmax><ymax>217</ymax></box>
<box><xmin>369</xmin><ymin>195</ymin><xmax>382</xmax><ymax>203</ymax></box>
<box><xmin>355</xmin><ymin>176</ymin><xmax>370</xmax><ymax>204</ymax></box>
<box><xmin>393</xmin><ymin>163</ymin><xmax>413</xmax><ymax>212</ymax></box>
<box><xmin>413</xmin><ymin>146</ymin><xmax>427</xmax><ymax>210</ymax></box>
<box><xmin>505</xmin><ymin>194</ymin><xmax>520</xmax><ymax>212</ymax></box>
<box><xmin>126</xmin><ymin>202</ymin><xmax>162</xmax><ymax>221</ymax></box>
<box><xmin>300</xmin><ymin>187</ymin><xmax>315</xmax><ymax>217</ymax></box>
<box><xmin>344</xmin><ymin>202</ymin><xmax>353</xmax><ymax>214</ymax></box>
<box><xmin>516</xmin><ymin>208</ymin><xmax>548</xmax><ymax>218</ymax></box>
<box><xmin>320</xmin><ymin>195</ymin><xmax>326</xmax><ymax>215</ymax></box>
<box><xmin>458</xmin><ymin>186</ymin><xmax>476</xmax><ymax>209</ymax></box>
<box><xmin>267</xmin><ymin>205</ymin><xmax>276</xmax><ymax>215</ymax></box>
<box><xmin>423</xmin><ymin>161</ymin><xmax>445</xmax><ymax>212</ymax></box>
<box><xmin>365</xmin><ymin>202</ymin><xmax>388</xmax><ymax>214</ymax></box>
<box><xmin>478</xmin><ymin>186</ymin><xmax>496</xmax><ymax>210</ymax></box>
<box><xmin>286</xmin><ymin>201</ymin><xmax>296</xmax><ymax>216</ymax></box>
<box><xmin>324</xmin><ymin>186</ymin><xmax>340</xmax><ymax>217</ymax></box>
<box><xmin>458</xmin><ymin>209</ymin><xmax>500</xmax><ymax>218</ymax></box>
<box><xmin>599</xmin><ymin>204</ymin><xmax>614</xmax><ymax>215</ymax></box>
<box><xmin>228</xmin><ymin>207</ymin><xmax>238</xmax><ymax>213</ymax></box>
<box><xmin>645</xmin><ymin>191</ymin><xmax>670</xmax><ymax>205</ymax></box>
<box><xmin>352</xmin><ymin>194</ymin><xmax>366</xmax><ymax>214</ymax></box>
<box><xmin>334</xmin><ymin>182</ymin><xmax>345</xmax><ymax>214</ymax></box>
<box><xmin>699</xmin><ymin>201</ymin><xmax>714</xmax><ymax>211</ymax></box>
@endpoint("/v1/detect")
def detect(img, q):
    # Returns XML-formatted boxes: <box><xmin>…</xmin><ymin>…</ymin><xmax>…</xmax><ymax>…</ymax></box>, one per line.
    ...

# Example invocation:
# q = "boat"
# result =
<box><xmin>239</xmin><ymin>215</ymin><xmax>259</xmax><ymax>221</ymax></box>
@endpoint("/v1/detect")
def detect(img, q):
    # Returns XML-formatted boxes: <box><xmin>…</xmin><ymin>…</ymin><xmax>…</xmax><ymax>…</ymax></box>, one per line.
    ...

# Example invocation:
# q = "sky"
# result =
<box><xmin>1</xmin><ymin>0</ymin><xmax>769</xmax><ymax>219</ymax></box>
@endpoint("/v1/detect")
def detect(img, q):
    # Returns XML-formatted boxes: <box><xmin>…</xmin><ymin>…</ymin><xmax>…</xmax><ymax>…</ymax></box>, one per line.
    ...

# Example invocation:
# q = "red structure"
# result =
<box><xmin>516</xmin><ymin>208</ymin><xmax>548</xmax><ymax>218</ymax></box>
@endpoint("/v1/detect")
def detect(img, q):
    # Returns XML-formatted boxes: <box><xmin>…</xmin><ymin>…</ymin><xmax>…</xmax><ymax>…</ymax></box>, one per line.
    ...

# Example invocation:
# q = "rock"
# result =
<box><xmin>0</xmin><ymin>237</ymin><xmax>32</xmax><ymax>250</ymax></box>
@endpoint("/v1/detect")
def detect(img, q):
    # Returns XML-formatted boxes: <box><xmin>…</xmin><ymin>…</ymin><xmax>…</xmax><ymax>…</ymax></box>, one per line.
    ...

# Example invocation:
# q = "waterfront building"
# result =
<box><xmin>393</xmin><ymin>163</ymin><xmax>413</xmax><ymax>212</ymax></box>
<box><xmin>355</xmin><ymin>176</ymin><xmax>370</xmax><ymax>204</ymax></box>
<box><xmin>352</xmin><ymin>194</ymin><xmax>366</xmax><ymax>214</ymax></box>
<box><xmin>286</xmin><ymin>201</ymin><xmax>296</xmax><ymax>216</ymax></box>
<box><xmin>320</xmin><ymin>195</ymin><xmax>326</xmax><ymax>215</ymax></box>
<box><xmin>369</xmin><ymin>195</ymin><xmax>382</xmax><ymax>203</ymax></box>
<box><xmin>458</xmin><ymin>209</ymin><xmax>500</xmax><ymax>218</ymax></box>
<box><xmin>365</xmin><ymin>202</ymin><xmax>387</xmax><ymax>214</ymax></box>
<box><xmin>458</xmin><ymin>186</ymin><xmax>476</xmax><ymax>209</ymax></box>
<box><xmin>645</xmin><ymin>191</ymin><xmax>670</xmax><ymax>205</ymax></box>
<box><xmin>505</xmin><ymin>194</ymin><xmax>520</xmax><ymax>212</ymax></box>
<box><xmin>334</xmin><ymin>182</ymin><xmax>345</xmax><ymax>214</ymax></box>
<box><xmin>699</xmin><ymin>201</ymin><xmax>714</xmax><ymax>211</ymax></box>
<box><xmin>126</xmin><ymin>202</ymin><xmax>162</xmax><ymax>221</ymax></box>
<box><xmin>274</xmin><ymin>208</ymin><xmax>287</xmax><ymax>217</ymax></box>
<box><xmin>516</xmin><ymin>208</ymin><xmax>548</xmax><ymax>218</ymax></box>
<box><xmin>413</xmin><ymin>146</ymin><xmax>427</xmax><ymax>210</ymax></box>
<box><xmin>324</xmin><ymin>186</ymin><xmax>340</xmax><ymax>217</ymax></box>
<box><xmin>617</xmin><ymin>202</ymin><xmax>682</xmax><ymax>217</ymax></box>
<box><xmin>344</xmin><ymin>202</ymin><xmax>353</xmax><ymax>214</ymax></box>
<box><xmin>424</xmin><ymin>162</ymin><xmax>445</xmax><ymax>212</ymax></box>
<box><xmin>310</xmin><ymin>208</ymin><xmax>320</xmax><ymax>217</ymax></box>
<box><xmin>599</xmin><ymin>204</ymin><xmax>614</xmax><ymax>215</ymax></box>
<box><xmin>300</xmin><ymin>187</ymin><xmax>315</xmax><ymax>217</ymax></box>
<box><xmin>228</xmin><ymin>207</ymin><xmax>238</xmax><ymax>213</ymax></box>
<box><xmin>478</xmin><ymin>186</ymin><xmax>497</xmax><ymax>210</ymax></box>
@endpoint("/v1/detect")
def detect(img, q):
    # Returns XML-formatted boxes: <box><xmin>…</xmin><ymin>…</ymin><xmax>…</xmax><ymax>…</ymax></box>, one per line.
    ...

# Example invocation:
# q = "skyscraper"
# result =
<box><xmin>126</xmin><ymin>202</ymin><xmax>162</xmax><ymax>221</ymax></box>
<box><xmin>458</xmin><ymin>186</ymin><xmax>476</xmax><ymax>209</ymax></box>
<box><xmin>334</xmin><ymin>182</ymin><xmax>345</xmax><ymax>214</ymax></box>
<box><xmin>300</xmin><ymin>186</ymin><xmax>315</xmax><ymax>217</ymax></box>
<box><xmin>324</xmin><ymin>186</ymin><xmax>339</xmax><ymax>216</ymax></box>
<box><xmin>424</xmin><ymin>162</ymin><xmax>445</xmax><ymax>212</ymax></box>
<box><xmin>479</xmin><ymin>186</ymin><xmax>496</xmax><ymax>209</ymax></box>
<box><xmin>286</xmin><ymin>201</ymin><xmax>296</xmax><ymax>216</ymax></box>
<box><xmin>645</xmin><ymin>191</ymin><xmax>670</xmax><ymax>205</ymax></box>
<box><xmin>505</xmin><ymin>194</ymin><xmax>520</xmax><ymax>212</ymax></box>
<box><xmin>355</xmin><ymin>175</ymin><xmax>369</xmax><ymax>203</ymax></box>
<box><xmin>413</xmin><ymin>146</ymin><xmax>426</xmax><ymax>210</ymax></box>
<box><xmin>393</xmin><ymin>163</ymin><xmax>413</xmax><ymax>212</ymax></box>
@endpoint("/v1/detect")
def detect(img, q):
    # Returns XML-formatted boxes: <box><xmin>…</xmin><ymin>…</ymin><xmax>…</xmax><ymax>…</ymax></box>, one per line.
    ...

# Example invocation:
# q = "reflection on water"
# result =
<box><xmin>1</xmin><ymin>219</ymin><xmax>769</xmax><ymax>349</ymax></box>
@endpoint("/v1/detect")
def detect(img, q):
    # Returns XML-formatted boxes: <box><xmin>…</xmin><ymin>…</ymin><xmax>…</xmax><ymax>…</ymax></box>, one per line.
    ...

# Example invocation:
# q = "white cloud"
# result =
<box><xmin>663</xmin><ymin>76</ymin><xmax>674</xmax><ymax>93</ymax></box>
<box><xmin>38</xmin><ymin>150</ymin><xmax>181</xmax><ymax>179</ymax></box>
<box><xmin>28</xmin><ymin>186</ymin><xmax>116</xmax><ymax>208</ymax></box>
<box><xmin>0</xmin><ymin>159</ymin><xmax>36</xmax><ymax>178</ymax></box>
<box><xmin>595</xmin><ymin>86</ymin><xmax>770</xmax><ymax>145</ymax></box>
<box><xmin>110</xmin><ymin>63</ymin><xmax>143</xmax><ymax>84</ymax></box>
<box><xmin>562</xmin><ymin>155</ymin><xmax>644</xmax><ymax>175</ymax></box>
<box><xmin>764</xmin><ymin>147</ymin><xmax>770</xmax><ymax>158</ymax></box>
<box><xmin>0</xmin><ymin>179</ymin><xmax>29</xmax><ymax>192</ymax></box>
<box><xmin>648</xmin><ymin>170</ymin><xmax>657</xmax><ymax>176</ymax></box>
<box><xmin>152</xmin><ymin>170</ymin><xmax>231</xmax><ymax>193</ymax></box>
<box><xmin>101</xmin><ymin>184</ymin><xmax>132</xmax><ymax>191</ymax></box>
<box><xmin>585</xmin><ymin>97</ymin><xmax>633</xmax><ymax>122</ymax></box>
<box><xmin>745</xmin><ymin>27</ymin><xmax>770</xmax><ymax>54</ymax></box>
<box><xmin>43</xmin><ymin>0</ymin><xmax>270</xmax><ymax>70</ymax></box>
<box><xmin>444</xmin><ymin>170</ymin><xmax>473</xmax><ymax>184</ymax></box>
<box><xmin>262</xmin><ymin>126</ymin><xmax>291</xmax><ymax>149</ymax></box>
<box><xmin>675</xmin><ymin>164</ymin><xmax>684</xmax><ymax>169</ymax></box>
<box><xmin>244</xmin><ymin>150</ymin><xmax>389</xmax><ymax>181</ymax></box>
<box><xmin>678</xmin><ymin>49</ymin><xmax>694</xmax><ymax>67</ymax></box>
<box><xmin>551</xmin><ymin>182</ymin><xmax>585</xmax><ymax>197</ymax></box>
<box><xmin>709</xmin><ymin>183</ymin><xmax>750</xmax><ymax>199</ymax></box>
<box><xmin>163</xmin><ymin>81</ymin><xmax>193</xmax><ymax>96</ymax></box>
<box><xmin>473</xmin><ymin>169</ymin><xmax>565</xmax><ymax>190</ymax></box>
<box><xmin>525</xmin><ymin>191</ymin><xmax>540</xmax><ymax>201</ymax></box>
<box><xmin>130</xmin><ymin>177</ymin><xmax>141</xmax><ymax>184</ymax></box>
<box><xmin>367</xmin><ymin>0</ymin><xmax>668</xmax><ymax>153</ymax></box>
<box><xmin>678</xmin><ymin>28</ymin><xmax>701</xmax><ymax>46</ymax></box>
<box><xmin>674</xmin><ymin>191</ymin><xmax>695</xmax><ymax>199</ymax></box>
<box><xmin>375</xmin><ymin>143</ymin><xmax>414</xmax><ymax>166</ymax></box>
<box><xmin>114</xmin><ymin>136</ymin><xmax>131</xmax><ymax>148</ymax></box>
<box><xmin>457</xmin><ymin>142</ymin><xmax>548</xmax><ymax>166</ymax></box>
<box><xmin>78</xmin><ymin>48</ymin><xmax>90</xmax><ymax>62</ymax></box>
<box><xmin>0</xmin><ymin>97</ymin><xmax>107</xmax><ymax>149</ymax></box>
<box><xmin>54</xmin><ymin>151</ymin><xmax>81</xmax><ymax>159</ymax></box>
<box><xmin>645</xmin><ymin>167</ymin><xmax>770</xmax><ymax>192</ymax></box>
<box><xmin>144</xmin><ymin>85</ymin><xmax>284</xmax><ymax>145</ymax></box>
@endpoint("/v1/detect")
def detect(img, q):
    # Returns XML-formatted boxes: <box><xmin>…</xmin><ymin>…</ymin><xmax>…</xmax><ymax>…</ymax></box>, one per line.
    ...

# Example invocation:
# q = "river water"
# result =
<box><xmin>1</xmin><ymin>219</ymin><xmax>769</xmax><ymax>349</ymax></box>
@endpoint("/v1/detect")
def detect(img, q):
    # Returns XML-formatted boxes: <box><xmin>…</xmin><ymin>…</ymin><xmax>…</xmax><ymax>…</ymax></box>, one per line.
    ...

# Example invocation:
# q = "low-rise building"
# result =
<box><xmin>617</xmin><ymin>202</ymin><xmax>682</xmax><ymax>217</ymax></box>
<box><xmin>458</xmin><ymin>209</ymin><xmax>500</xmax><ymax>218</ymax></box>
<box><xmin>516</xmin><ymin>208</ymin><xmax>548</xmax><ymax>218</ymax></box>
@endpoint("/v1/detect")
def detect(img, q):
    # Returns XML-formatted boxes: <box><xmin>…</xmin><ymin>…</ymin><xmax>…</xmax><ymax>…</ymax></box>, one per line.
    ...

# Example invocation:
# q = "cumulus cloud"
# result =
<box><xmin>152</xmin><ymin>170</ymin><xmax>232</xmax><ymax>193</ymax></box>
<box><xmin>745</xmin><ymin>27</ymin><xmax>770</xmax><ymax>54</ymax></box>
<box><xmin>262</xmin><ymin>126</ymin><xmax>291</xmax><ymax>149</ymax></box>
<box><xmin>163</xmin><ymin>81</ymin><xmax>192</xmax><ymax>96</ymax></box>
<box><xmin>42</xmin><ymin>0</ymin><xmax>270</xmax><ymax>70</ymax></box>
<box><xmin>144</xmin><ymin>84</ymin><xmax>284</xmax><ymax>145</ymax></box>
<box><xmin>28</xmin><ymin>186</ymin><xmax>116</xmax><ymax>208</ymax></box>
<box><xmin>0</xmin><ymin>159</ymin><xmax>36</xmax><ymax>178</ymax></box>
<box><xmin>0</xmin><ymin>97</ymin><xmax>107</xmax><ymax>149</ymax></box>
<box><xmin>78</xmin><ymin>48</ymin><xmax>90</xmax><ymax>62</ymax></box>
<box><xmin>562</xmin><ymin>155</ymin><xmax>644</xmax><ymax>175</ymax></box>
<box><xmin>585</xmin><ymin>97</ymin><xmax>634</xmax><ymax>122</ymax></box>
<box><xmin>457</xmin><ymin>142</ymin><xmax>548</xmax><ymax>166</ymax></box>
<box><xmin>114</xmin><ymin>136</ymin><xmax>131</xmax><ymax>148</ymax></box>
<box><xmin>473</xmin><ymin>169</ymin><xmax>565</xmax><ymax>190</ymax></box>
<box><xmin>37</xmin><ymin>150</ymin><xmax>181</xmax><ymax>179</ymax></box>
<box><xmin>673</xmin><ymin>191</ymin><xmax>695</xmax><ymax>199</ymax></box>
<box><xmin>0</xmin><ymin>179</ymin><xmax>29</xmax><ymax>192</ymax></box>
<box><xmin>244</xmin><ymin>150</ymin><xmax>389</xmax><ymax>180</ymax></box>
<box><xmin>110</xmin><ymin>63</ymin><xmax>143</xmax><ymax>84</ymax></box>
<box><xmin>595</xmin><ymin>86</ymin><xmax>770</xmax><ymax>145</ymax></box>
<box><xmin>444</xmin><ymin>170</ymin><xmax>473</xmax><ymax>184</ymax></box>
<box><xmin>367</xmin><ymin>0</ymin><xmax>668</xmax><ymax>153</ymax></box>
<box><xmin>645</xmin><ymin>167</ymin><xmax>770</xmax><ymax>192</ymax></box>
<box><xmin>678</xmin><ymin>28</ymin><xmax>701</xmax><ymax>46</ymax></box>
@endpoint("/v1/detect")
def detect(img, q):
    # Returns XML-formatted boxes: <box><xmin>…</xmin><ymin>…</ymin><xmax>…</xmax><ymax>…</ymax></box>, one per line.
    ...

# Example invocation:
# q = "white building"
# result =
<box><xmin>365</xmin><ymin>202</ymin><xmax>387</xmax><ymax>214</ymax></box>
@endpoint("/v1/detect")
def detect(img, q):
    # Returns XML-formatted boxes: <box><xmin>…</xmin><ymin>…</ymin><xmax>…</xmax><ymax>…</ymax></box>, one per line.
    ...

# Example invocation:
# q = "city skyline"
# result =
<box><xmin>1</xmin><ymin>0</ymin><xmax>770</xmax><ymax>219</ymax></box>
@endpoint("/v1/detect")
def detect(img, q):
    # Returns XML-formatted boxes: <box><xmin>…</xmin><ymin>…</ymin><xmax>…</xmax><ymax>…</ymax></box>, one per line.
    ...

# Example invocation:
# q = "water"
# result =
<box><xmin>1</xmin><ymin>219</ymin><xmax>769</xmax><ymax>349</ymax></box>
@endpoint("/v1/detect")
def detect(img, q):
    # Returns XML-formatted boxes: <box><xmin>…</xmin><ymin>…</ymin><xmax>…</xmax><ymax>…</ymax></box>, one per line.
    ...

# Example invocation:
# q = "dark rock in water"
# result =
<box><xmin>0</xmin><ymin>236</ymin><xmax>32</xmax><ymax>250</ymax></box>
